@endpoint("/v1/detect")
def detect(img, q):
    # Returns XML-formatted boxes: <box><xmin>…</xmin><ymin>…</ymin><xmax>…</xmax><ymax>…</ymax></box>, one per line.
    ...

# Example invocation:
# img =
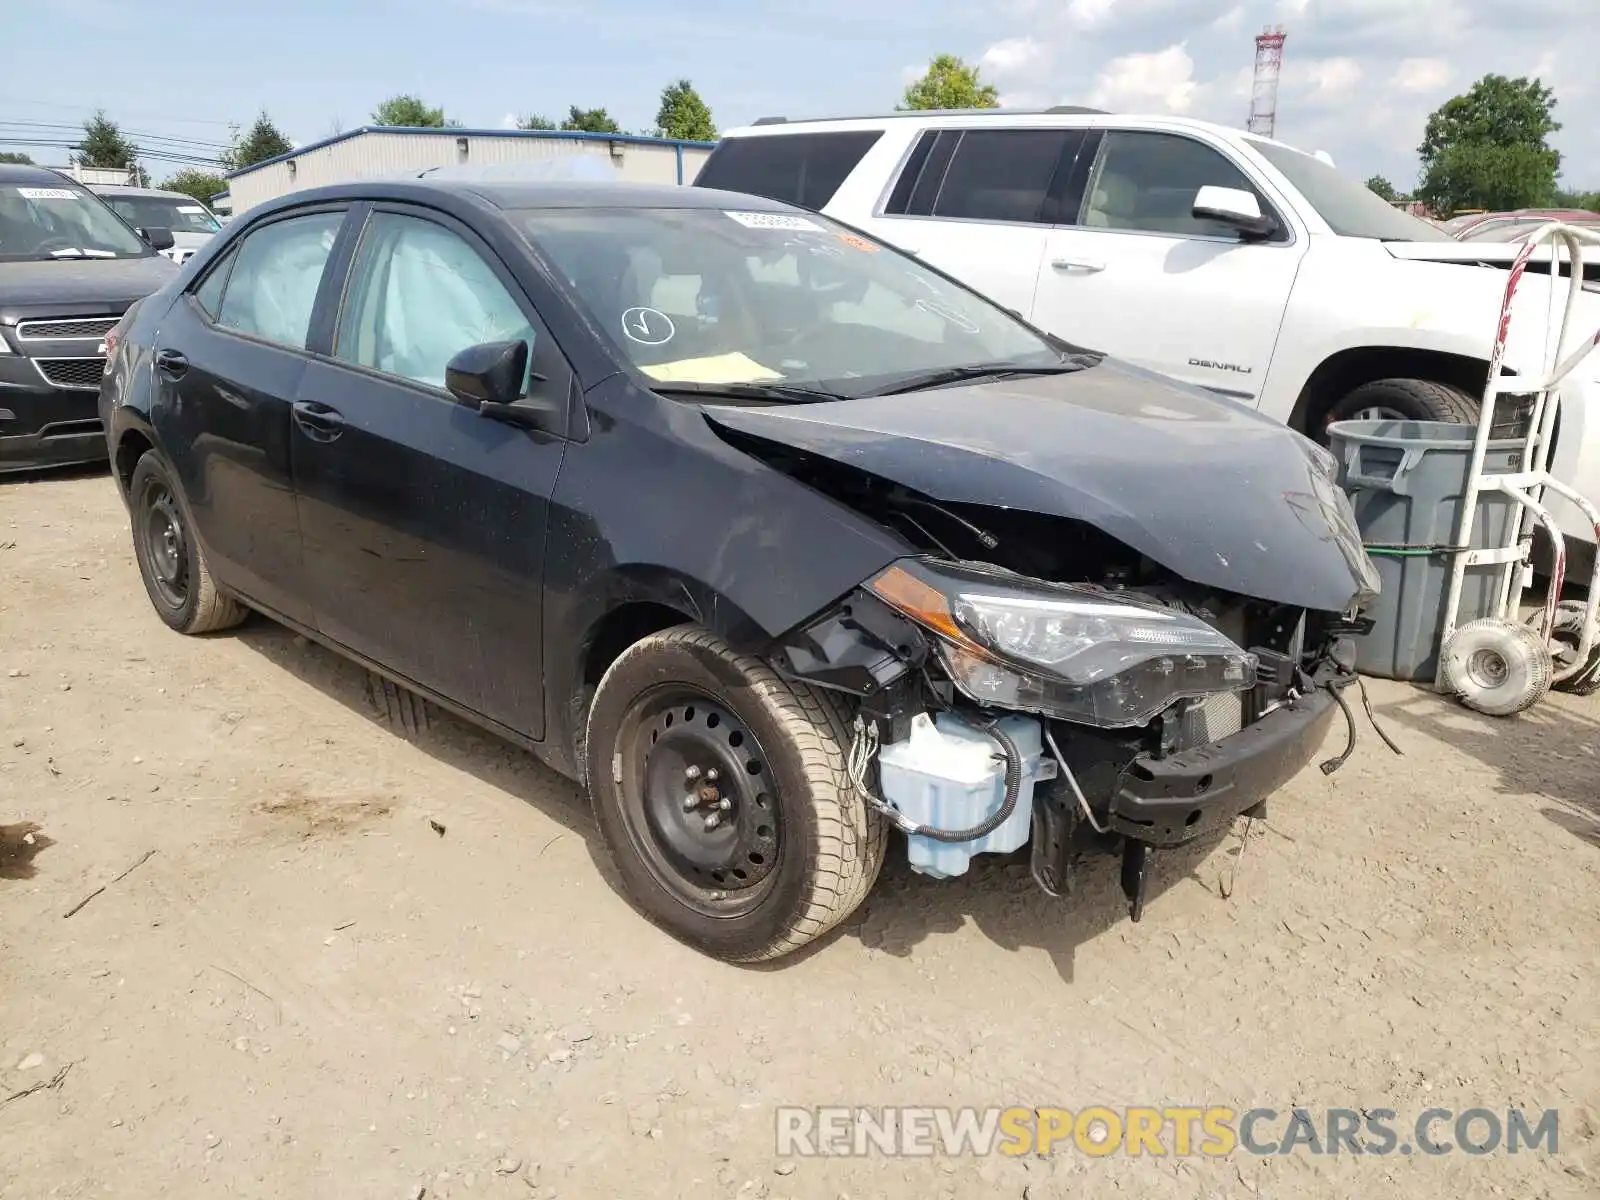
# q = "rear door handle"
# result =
<box><xmin>292</xmin><ymin>400</ymin><xmax>346</xmax><ymax>442</ymax></box>
<box><xmin>154</xmin><ymin>348</ymin><xmax>188</xmax><ymax>377</ymax></box>
<box><xmin>1051</xmin><ymin>257</ymin><xmax>1106</xmax><ymax>273</ymax></box>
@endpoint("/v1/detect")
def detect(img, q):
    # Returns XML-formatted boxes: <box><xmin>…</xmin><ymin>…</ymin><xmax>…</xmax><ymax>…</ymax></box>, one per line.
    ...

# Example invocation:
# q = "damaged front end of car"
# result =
<box><xmin>738</xmin><ymin>394</ymin><xmax>1384</xmax><ymax>922</ymax></box>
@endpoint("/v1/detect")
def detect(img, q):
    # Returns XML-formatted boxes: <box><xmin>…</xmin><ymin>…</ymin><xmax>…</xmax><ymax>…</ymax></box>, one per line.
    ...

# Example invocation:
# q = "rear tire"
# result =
<box><xmin>1439</xmin><ymin>618</ymin><xmax>1553</xmax><ymax>716</ymax></box>
<box><xmin>585</xmin><ymin>626</ymin><xmax>886</xmax><ymax>962</ymax></box>
<box><xmin>128</xmin><ymin>452</ymin><xmax>246</xmax><ymax>636</ymax></box>
<box><xmin>1318</xmin><ymin>378</ymin><xmax>1480</xmax><ymax>442</ymax></box>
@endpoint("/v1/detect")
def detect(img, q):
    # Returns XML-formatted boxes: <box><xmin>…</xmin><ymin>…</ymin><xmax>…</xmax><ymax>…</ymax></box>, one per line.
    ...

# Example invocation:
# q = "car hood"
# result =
<box><xmin>0</xmin><ymin>254</ymin><xmax>177</xmax><ymax>321</ymax></box>
<box><xmin>702</xmin><ymin>360</ymin><xmax>1377</xmax><ymax>615</ymax></box>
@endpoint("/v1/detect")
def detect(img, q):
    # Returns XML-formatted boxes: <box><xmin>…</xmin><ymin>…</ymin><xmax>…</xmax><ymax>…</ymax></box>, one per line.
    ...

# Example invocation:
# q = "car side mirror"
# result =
<box><xmin>445</xmin><ymin>339</ymin><xmax>560</xmax><ymax>431</ymax></box>
<box><xmin>138</xmin><ymin>226</ymin><xmax>175</xmax><ymax>252</ymax></box>
<box><xmin>1192</xmin><ymin>186</ymin><xmax>1275</xmax><ymax>239</ymax></box>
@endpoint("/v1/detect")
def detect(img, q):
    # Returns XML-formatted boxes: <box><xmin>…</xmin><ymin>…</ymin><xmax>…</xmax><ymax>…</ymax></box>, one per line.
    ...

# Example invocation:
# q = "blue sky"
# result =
<box><xmin>3</xmin><ymin>0</ymin><xmax>1596</xmax><ymax>189</ymax></box>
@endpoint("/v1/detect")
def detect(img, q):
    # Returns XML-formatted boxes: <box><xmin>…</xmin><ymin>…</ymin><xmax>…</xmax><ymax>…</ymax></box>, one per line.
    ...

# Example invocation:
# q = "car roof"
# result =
<box><xmin>259</xmin><ymin>178</ymin><xmax>798</xmax><ymax>216</ymax></box>
<box><xmin>719</xmin><ymin>108</ymin><xmax>1251</xmax><ymax>144</ymax></box>
<box><xmin>92</xmin><ymin>185</ymin><xmax>200</xmax><ymax>201</ymax></box>
<box><xmin>0</xmin><ymin>163</ymin><xmax>76</xmax><ymax>186</ymax></box>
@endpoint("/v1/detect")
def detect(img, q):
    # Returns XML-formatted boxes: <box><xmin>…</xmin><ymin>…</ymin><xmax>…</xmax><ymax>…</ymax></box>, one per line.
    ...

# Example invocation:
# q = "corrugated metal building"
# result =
<box><xmin>221</xmin><ymin>125</ymin><xmax>717</xmax><ymax>214</ymax></box>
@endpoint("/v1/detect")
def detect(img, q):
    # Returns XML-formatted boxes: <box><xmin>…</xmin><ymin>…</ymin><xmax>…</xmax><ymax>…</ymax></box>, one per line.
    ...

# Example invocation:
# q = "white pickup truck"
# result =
<box><xmin>695</xmin><ymin>108</ymin><xmax>1600</xmax><ymax>566</ymax></box>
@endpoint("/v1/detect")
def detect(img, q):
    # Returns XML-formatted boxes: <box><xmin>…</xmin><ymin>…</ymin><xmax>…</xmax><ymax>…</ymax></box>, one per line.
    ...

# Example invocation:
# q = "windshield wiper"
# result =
<box><xmin>45</xmin><ymin>247</ymin><xmax>117</xmax><ymax>260</ymax></box>
<box><xmin>650</xmin><ymin>381</ymin><xmax>848</xmax><ymax>405</ymax></box>
<box><xmin>859</xmin><ymin>357</ymin><xmax>1093</xmax><ymax>397</ymax></box>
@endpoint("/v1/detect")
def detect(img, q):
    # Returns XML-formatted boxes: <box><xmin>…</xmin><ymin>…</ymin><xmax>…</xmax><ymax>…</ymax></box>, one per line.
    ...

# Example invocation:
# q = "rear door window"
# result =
<box><xmin>928</xmin><ymin>129</ymin><xmax>1079</xmax><ymax>224</ymax></box>
<box><xmin>694</xmin><ymin>132</ymin><xmax>882</xmax><ymax>210</ymax></box>
<box><xmin>215</xmin><ymin>211</ymin><xmax>345</xmax><ymax>349</ymax></box>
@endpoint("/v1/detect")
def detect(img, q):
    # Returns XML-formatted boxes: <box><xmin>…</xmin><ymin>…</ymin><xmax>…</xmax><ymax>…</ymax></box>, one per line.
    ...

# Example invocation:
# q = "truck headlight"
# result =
<box><xmin>868</xmin><ymin>560</ymin><xmax>1256</xmax><ymax>728</ymax></box>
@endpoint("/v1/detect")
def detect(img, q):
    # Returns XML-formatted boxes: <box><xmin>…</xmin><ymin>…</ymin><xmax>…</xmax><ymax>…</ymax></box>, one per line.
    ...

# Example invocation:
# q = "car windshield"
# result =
<box><xmin>515</xmin><ymin>205</ymin><xmax>1071</xmax><ymax>396</ymax></box>
<box><xmin>105</xmin><ymin>195</ymin><xmax>221</xmax><ymax>235</ymax></box>
<box><xmin>0</xmin><ymin>181</ymin><xmax>150</xmax><ymax>260</ymax></box>
<box><xmin>1245</xmin><ymin>139</ymin><xmax>1454</xmax><ymax>243</ymax></box>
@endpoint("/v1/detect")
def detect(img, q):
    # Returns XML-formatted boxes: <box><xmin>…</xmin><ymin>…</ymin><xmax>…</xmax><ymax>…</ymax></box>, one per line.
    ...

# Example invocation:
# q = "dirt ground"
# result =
<box><xmin>1</xmin><ymin>470</ymin><xmax>1597</xmax><ymax>1200</ymax></box>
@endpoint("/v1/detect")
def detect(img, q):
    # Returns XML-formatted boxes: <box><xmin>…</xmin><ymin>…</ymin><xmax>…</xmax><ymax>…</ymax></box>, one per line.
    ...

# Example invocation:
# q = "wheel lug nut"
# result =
<box><xmin>718</xmin><ymin>797</ymin><xmax>732</xmax><ymax>812</ymax></box>
<box><xmin>685</xmin><ymin>765</ymin><xmax>701</xmax><ymax>782</ymax></box>
<box><xmin>703</xmin><ymin>813</ymin><xmax>722</xmax><ymax>832</ymax></box>
<box><xmin>705</xmin><ymin>768</ymin><xmax>718</xmax><ymax>782</ymax></box>
<box><xmin>682</xmin><ymin>793</ymin><xmax>700</xmax><ymax>812</ymax></box>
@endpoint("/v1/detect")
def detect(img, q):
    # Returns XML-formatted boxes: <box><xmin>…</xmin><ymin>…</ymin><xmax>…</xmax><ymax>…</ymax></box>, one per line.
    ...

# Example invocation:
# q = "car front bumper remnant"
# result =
<box><xmin>1108</xmin><ymin>686</ymin><xmax>1338</xmax><ymax>847</ymax></box>
<box><xmin>0</xmin><ymin>354</ymin><xmax>109</xmax><ymax>473</ymax></box>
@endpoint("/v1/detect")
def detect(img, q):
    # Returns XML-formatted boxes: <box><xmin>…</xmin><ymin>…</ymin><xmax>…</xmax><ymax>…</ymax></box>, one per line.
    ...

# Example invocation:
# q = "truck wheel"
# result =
<box><xmin>1439</xmin><ymin>618</ymin><xmax>1553</xmax><ymax>716</ymax></box>
<box><xmin>128</xmin><ymin>452</ymin><xmax>247</xmax><ymax>635</ymax></box>
<box><xmin>1527</xmin><ymin>600</ymin><xmax>1600</xmax><ymax>695</ymax></box>
<box><xmin>585</xmin><ymin>627</ymin><xmax>886</xmax><ymax>962</ymax></box>
<box><xmin>1319</xmin><ymin>378</ymin><xmax>1479</xmax><ymax>441</ymax></box>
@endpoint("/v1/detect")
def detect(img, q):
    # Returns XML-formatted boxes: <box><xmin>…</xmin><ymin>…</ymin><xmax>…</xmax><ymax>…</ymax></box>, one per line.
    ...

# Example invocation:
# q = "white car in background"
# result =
<box><xmin>90</xmin><ymin>184</ymin><xmax>224</xmax><ymax>265</ymax></box>
<box><xmin>695</xmin><ymin>108</ymin><xmax>1600</xmax><ymax>568</ymax></box>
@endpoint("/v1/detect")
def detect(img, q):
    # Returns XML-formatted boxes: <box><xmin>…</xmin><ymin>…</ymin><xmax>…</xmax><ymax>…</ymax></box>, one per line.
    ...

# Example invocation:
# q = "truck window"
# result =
<box><xmin>1246</xmin><ymin>137</ymin><xmax>1452</xmax><ymax>242</ymax></box>
<box><xmin>919</xmin><ymin>129</ymin><xmax>1078</xmax><ymax>225</ymax></box>
<box><xmin>1081</xmin><ymin>131</ymin><xmax>1276</xmax><ymax>239</ymax></box>
<box><xmin>694</xmin><ymin>132</ymin><xmax>882</xmax><ymax>211</ymax></box>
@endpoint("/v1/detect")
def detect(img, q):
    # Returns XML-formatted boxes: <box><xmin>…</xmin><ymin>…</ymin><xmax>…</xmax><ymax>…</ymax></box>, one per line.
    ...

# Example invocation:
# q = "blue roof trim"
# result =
<box><xmin>224</xmin><ymin>125</ymin><xmax>719</xmax><ymax>180</ymax></box>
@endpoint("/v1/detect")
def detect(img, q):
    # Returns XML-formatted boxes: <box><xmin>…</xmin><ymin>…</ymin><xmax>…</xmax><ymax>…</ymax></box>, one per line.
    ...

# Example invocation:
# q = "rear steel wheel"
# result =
<box><xmin>128</xmin><ymin>451</ymin><xmax>246</xmax><ymax>635</ymax></box>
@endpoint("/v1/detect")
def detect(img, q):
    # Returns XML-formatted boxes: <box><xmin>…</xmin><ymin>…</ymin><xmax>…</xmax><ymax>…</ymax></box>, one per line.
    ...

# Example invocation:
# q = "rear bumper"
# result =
<box><xmin>0</xmin><ymin>357</ymin><xmax>107</xmax><ymax>471</ymax></box>
<box><xmin>1108</xmin><ymin>687</ymin><xmax>1337</xmax><ymax>846</ymax></box>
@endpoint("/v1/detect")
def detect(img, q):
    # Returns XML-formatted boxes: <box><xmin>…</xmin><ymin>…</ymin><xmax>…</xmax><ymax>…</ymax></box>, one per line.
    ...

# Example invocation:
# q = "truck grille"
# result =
<box><xmin>33</xmin><ymin>358</ymin><xmax>107</xmax><ymax>391</ymax></box>
<box><xmin>17</xmin><ymin>317</ymin><xmax>120</xmax><ymax>341</ymax></box>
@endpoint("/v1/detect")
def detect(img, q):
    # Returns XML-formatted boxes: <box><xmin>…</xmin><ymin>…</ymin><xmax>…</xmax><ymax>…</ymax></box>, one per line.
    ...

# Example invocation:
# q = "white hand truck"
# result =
<box><xmin>1438</xmin><ymin>221</ymin><xmax>1600</xmax><ymax>715</ymax></box>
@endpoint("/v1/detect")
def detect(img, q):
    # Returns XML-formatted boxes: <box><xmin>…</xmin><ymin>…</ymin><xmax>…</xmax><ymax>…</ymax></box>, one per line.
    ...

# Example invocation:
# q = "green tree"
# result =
<box><xmin>74</xmin><ymin>110</ymin><xmax>139</xmax><ymax>170</ymax></box>
<box><xmin>373</xmin><ymin>94</ymin><xmax>448</xmax><ymax>128</ymax></box>
<box><xmin>899</xmin><ymin>54</ymin><xmax>999</xmax><ymax>111</ymax></box>
<box><xmin>1417</xmin><ymin>74</ymin><xmax>1561</xmax><ymax>214</ymax></box>
<box><xmin>561</xmin><ymin>106</ymin><xmax>622</xmax><ymax>134</ymax></box>
<box><xmin>1365</xmin><ymin>174</ymin><xmax>1399</xmax><ymax>202</ymax></box>
<box><xmin>0</xmin><ymin>151</ymin><xmax>33</xmax><ymax>165</ymax></box>
<box><xmin>517</xmin><ymin>113</ymin><xmax>558</xmax><ymax>131</ymax></box>
<box><xmin>161</xmin><ymin>169</ymin><xmax>228</xmax><ymax>206</ymax></box>
<box><xmin>653</xmin><ymin>79</ymin><xmax>716</xmax><ymax>141</ymax></box>
<box><xmin>223</xmin><ymin>112</ymin><xmax>293</xmax><ymax>170</ymax></box>
<box><xmin>1554</xmin><ymin>186</ymin><xmax>1600</xmax><ymax>213</ymax></box>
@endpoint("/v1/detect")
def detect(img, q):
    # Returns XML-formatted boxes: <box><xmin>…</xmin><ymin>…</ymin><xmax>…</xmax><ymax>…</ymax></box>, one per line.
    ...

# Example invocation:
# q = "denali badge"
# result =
<box><xmin>1188</xmin><ymin>358</ymin><xmax>1254</xmax><ymax>374</ymax></box>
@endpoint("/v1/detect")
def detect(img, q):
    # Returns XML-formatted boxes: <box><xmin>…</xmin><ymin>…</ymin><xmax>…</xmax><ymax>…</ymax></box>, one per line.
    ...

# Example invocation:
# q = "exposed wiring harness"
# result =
<box><xmin>1043</xmin><ymin>724</ymin><xmax>1111</xmax><ymax>835</ymax></box>
<box><xmin>848</xmin><ymin>713</ymin><xmax>1022</xmax><ymax>843</ymax></box>
<box><xmin>1319</xmin><ymin>669</ymin><xmax>1402</xmax><ymax>775</ymax></box>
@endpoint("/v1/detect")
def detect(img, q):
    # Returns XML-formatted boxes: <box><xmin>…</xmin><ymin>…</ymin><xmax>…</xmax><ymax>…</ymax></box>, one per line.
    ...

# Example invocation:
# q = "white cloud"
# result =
<box><xmin>1067</xmin><ymin>0</ymin><xmax>1118</xmax><ymax>29</ymax></box>
<box><xmin>1088</xmin><ymin>43</ymin><xmax>1199</xmax><ymax>113</ymax></box>
<box><xmin>1395</xmin><ymin>58</ymin><xmax>1449</xmax><ymax>93</ymax></box>
<box><xmin>500</xmin><ymin>111</ymin><xmax>520</xmax><ymax>129</ymax></box>
<box><xmin>1298</xmin><ymin>57</ymin><xmax>1363</xmax><ymax>100</ymax></box>
<box><xmin>1211</xmin><ymin>4</ymin><xmax>1244</xmax><ymax>32</ymax></box>
<box><xmin>982</xmin><ymin>36</ymin><xmax>1044</xmax><ymax>74</ymax></box>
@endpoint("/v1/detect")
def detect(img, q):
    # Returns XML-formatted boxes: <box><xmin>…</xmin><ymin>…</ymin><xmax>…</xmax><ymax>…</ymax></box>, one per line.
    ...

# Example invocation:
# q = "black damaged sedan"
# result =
<box><xmin>101</xmin><ymin>179</ymin><xmax>1378</xmax><ymax>961</ymax></box>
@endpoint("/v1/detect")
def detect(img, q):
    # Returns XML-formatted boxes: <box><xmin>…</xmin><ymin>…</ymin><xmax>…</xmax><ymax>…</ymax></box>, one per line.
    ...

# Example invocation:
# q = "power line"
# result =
<box><xmin>0</xmin><ymin>95</ymin><xmax>239</xmax><ymax>128</ymax></box>
<box><xmin>0</xmin><ymin>118</ymin><xmax>231</xmax><ymax>150</ymax></box>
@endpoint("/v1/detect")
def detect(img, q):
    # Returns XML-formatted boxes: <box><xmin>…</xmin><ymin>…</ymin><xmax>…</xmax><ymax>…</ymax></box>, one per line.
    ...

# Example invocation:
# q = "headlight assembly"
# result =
<box><xmin>867</xmin><ymin>560</ymin><xmax>1256</xmax><ymax>728</ymax></box>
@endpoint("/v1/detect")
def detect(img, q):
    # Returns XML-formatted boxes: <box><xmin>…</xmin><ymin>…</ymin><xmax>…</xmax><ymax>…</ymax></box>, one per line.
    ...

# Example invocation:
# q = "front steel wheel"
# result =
<box><xmin>586</xmin><ymin>627</ymin><xmax>886</xmax><ymax>962</ymax></box>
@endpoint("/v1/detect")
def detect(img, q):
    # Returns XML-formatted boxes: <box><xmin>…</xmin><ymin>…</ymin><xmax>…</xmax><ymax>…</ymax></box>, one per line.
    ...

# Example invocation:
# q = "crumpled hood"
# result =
<box><xmin>703</xmin><ymin>359</ymin><xmax>1377</xmax><ymax>615</ymax></box>
<box><xmin>0</xmin><ymin>254</ymin><xmax>177</xmax><ymax>321</ymax></box>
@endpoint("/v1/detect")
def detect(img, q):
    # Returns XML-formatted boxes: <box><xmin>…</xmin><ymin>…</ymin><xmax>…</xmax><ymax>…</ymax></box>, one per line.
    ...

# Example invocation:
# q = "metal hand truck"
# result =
<box><xmin>1438</xmin><ymin>221</ymin><xmax>1600</xmax><ymax>715</ymax></box>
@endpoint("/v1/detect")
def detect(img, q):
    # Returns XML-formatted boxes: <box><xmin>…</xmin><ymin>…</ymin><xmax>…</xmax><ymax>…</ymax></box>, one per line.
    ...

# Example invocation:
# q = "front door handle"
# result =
<box><xmin>1051</xmin><ymin>257</ymin><xmax>1106</xmax><ymax>273</ymax></box>
<box><xmin>292</xmin><ymin>400</ymin><xmax>346</xmax><ymax>442</ymax></box>
<box><xmin>154</xmin><ymin>348</ymin><xmax>188</xmax><ymax>377</ymax></box>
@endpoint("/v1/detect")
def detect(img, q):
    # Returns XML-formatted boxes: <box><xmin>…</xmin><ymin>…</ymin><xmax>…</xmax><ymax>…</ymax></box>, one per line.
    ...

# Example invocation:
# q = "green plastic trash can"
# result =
<box><xmin>1328</xmin><ymin>419</ymin><xmax>1524</xmax><ymax>682</ymax></box>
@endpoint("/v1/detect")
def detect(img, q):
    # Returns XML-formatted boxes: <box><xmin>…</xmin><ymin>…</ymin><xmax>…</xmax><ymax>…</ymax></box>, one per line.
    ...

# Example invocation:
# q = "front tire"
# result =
<box><xmin>128</xmin><ymin>452</ymin><xmax>246</xmax><ymax>635</ymax></box>
<box><xmin>585</xmin><ymin>627</ymin><xmax>886</xmax><ymax>962</ymax></box>
<box><xmin>1318</xmin><ymin>377</ymin><xmax>1480</xmax><ymax>442</ymax></box>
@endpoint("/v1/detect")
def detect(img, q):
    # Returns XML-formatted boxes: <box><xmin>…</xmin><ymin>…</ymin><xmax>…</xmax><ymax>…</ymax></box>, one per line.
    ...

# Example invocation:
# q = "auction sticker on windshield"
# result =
<box><xmin>16</xmin><ymin>188</ymin><xmax>79</xmax><ymax>201</ymax></box>
<box><xmin>724</xmin><ymin>211</ymin><xmax>823</xmax><ymax>232</ymax></box>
